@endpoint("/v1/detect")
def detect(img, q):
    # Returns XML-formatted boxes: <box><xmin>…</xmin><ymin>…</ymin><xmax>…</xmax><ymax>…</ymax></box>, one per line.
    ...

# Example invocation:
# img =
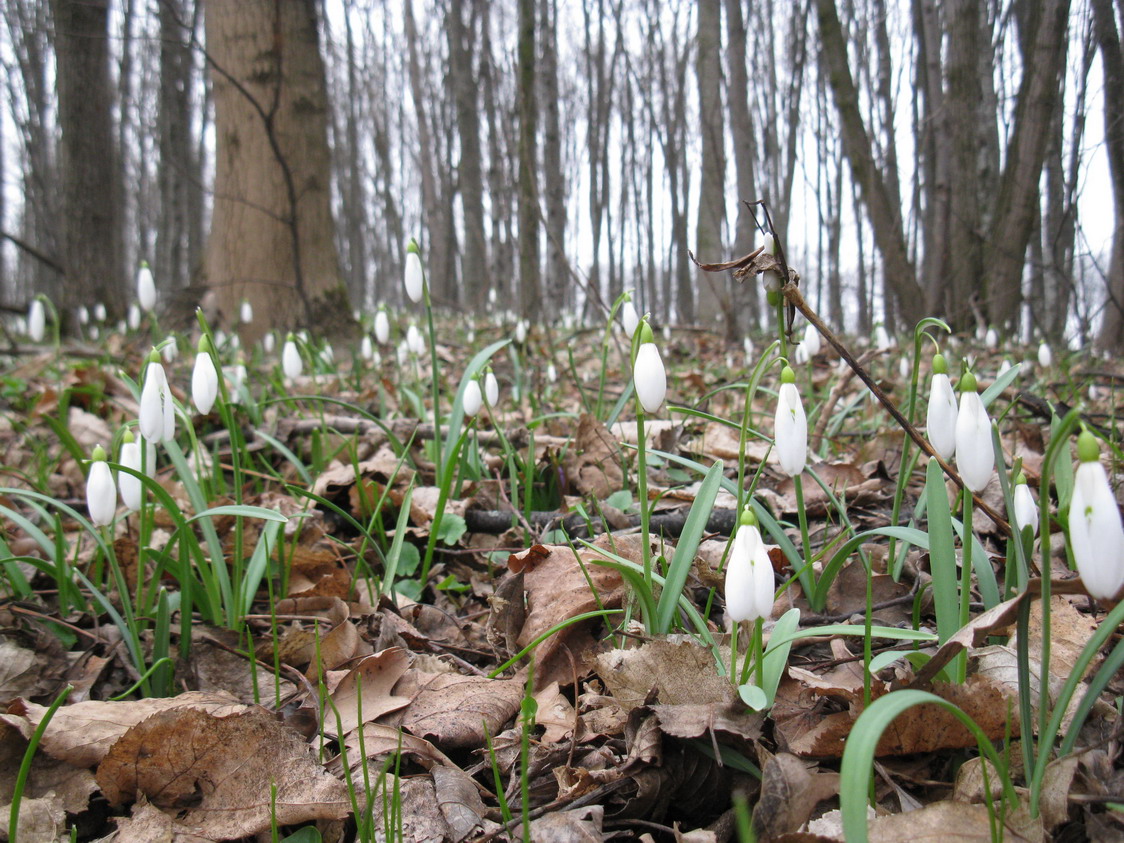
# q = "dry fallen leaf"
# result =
<box><xmin>391</xmin><ymin>670</ymin><xmax>524</xmax><ymax>749</ymax></box>
<box><xmin>752</xmin><ymin>751</ymin><xmax>840</xmax><ymax>839</ymax></box>
<box><xmin>95</xmin><ymin>706</ymin><xmax>349</xmax><ymax>838</ymax></box>
<box><xmin>324</xmin><ymin>647</ymin><xmax>413</xmax><ymax>735</ymax></box>
<box><xmin>595</xmin><ymin>637</ymin><xmax>736</xmax><ymax>712</ymax></box>
<box><xmin>2</xmin><ymin>691</ymin><xmax>245</xmax><ymax>769</ymax></box>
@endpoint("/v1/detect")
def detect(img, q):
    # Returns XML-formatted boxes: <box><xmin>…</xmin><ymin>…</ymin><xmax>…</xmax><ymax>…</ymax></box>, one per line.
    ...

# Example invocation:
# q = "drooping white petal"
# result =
<box><xmin>282</xmin><ymin>339</ymin><xmax>302</xmax><ymax>380</ymax></box>
<box><xmin>139</xmin><ymin>362</ymin><xmax>167</xmax><ymax>442</ymax></box>
<box><xmin>404</xmin><ymin>251</ymin><xmax>424</xmax><ymax>303</ymax></box>
<box><xmin>192</xmin><ymin>351</ymin><xmax>219</xmax><ymax>414</ymax></box>
<box><xmin>926</xmin><ymin>373</ymin><xmax>958</xmax><ymax>460</ymax></box>
<box><xmin>725</xmin><ymin>524</ymin><xmax>775</xmax><ymax>623</ymax></box>
<box><xmin>137</xmin><ymin>265</ymin><xmax>156</xmax><ymax>312</ymax></box>
<box><xmin>1037</xmin><ymin>342</ymin><xmax>1053</xmax><ymax>368</ymax></box>
<box><xmin>127</xmin><ymin>303</ymin><xmax>142</xmax><ymax>331</ymax></box>
<box><xmin>485</xmin><ymin>372</ymin><xmax>499</xmax><ymax>406</ymax></box>
<box><xmin>802</xmin><ymin>324</ymin><xmax>821</xmax><ymax>356</ymax></box>
<box><xmin>463</xmin><ymin>380</ymin><xmax>483</xmax><ymax>417</ymax></box>
<box><xmin>1012</xmin><ymin>484</ymin><xmax>1039</xmax><ymax>536</ymax></box>
<box><xmin>86</xmin><ymin>460</ymin><xmax>117</xmax><ymax>526</ymax></box>
<box><xmin>774</xmin><ymin>382</ymin><xmax>807</xmax><ymax>476</ymax></box>
<box><xmin>374</xmin><ymin>311</ymin><xmax>390</xmax><ymax>345</ymax></box>
<box><xmin>1069</xmin><ymin>461</ymin><xmax>1124</xmax><ymax>601</ymax></box>
<box><xmin>240</xmin><ymin>300</ymin><xmax>253</xmax><ymax>324</ymax></box>
<box><xmin>621</xmin><ymin>301</ymin><xmax>640</xmax><ymax>338</ymax></box>
<box><xmin>633</xmin><ymin>342</ymin><xmax>666</xmax><ymax>414</ymax></box>
<box><xmin>360</xmin><ymin>335</ymin><xmax>373</xmax><ymax>361</ymax></box>
<box><xmin>119</xmin><ymin>441</ymin><xmax>143</xmax><ymax>511</ymax></box>
<box><xmin>27</xmin><ymin>299</ymin><xmax>45</xmax><ymax>342</ymax></box>
<box><xmin>954</xmin><ymin>392</ymin><xmax>994</xmax><ymax>492</ymax></box>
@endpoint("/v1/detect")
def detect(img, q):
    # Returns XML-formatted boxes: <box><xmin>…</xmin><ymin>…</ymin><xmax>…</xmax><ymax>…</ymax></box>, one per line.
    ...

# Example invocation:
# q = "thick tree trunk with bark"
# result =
<box><xmin>725</xmin><ymin>0</ymin><xmax>759</xmax><ymax>333</ymax></box>
<box><xmin>52</xmin><ymin>0</ymin><xmax>124</xmax><ymax>316</ymax></box>
<box><xmin>517</xmin><ymin>0</ymin><xmax>541</xmax><ymax>319</ymax></box>
<box><xmin>448</xmin><ymin>0</ymin><xmax>490</xmax><ymax>312</ymax></box>
<box><xmin>541</xmin><ymin>0</ymin><xmax>568</xmax><ymax>312</ymax></box>
<box><xmin>1093</xmin><ymin>0</ymin><xmax>1124</xmax><ymax>351</ymax></box>
<box><xmin>695</xmin><ymin>0</ymin><xmax>728</xmax><ymax>335</ymax></box>
<box><xmin>203</xmin><ymin>0</ymin><xmax>346</xmax><ymax>338</ymax></box>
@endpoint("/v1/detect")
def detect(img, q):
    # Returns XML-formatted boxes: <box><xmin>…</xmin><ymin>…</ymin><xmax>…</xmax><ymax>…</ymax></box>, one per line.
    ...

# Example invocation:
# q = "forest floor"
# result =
<box><xmin>0</xmin><ymin>317</ymin><xmax>1121</xmax><ymax>842</ymax></box>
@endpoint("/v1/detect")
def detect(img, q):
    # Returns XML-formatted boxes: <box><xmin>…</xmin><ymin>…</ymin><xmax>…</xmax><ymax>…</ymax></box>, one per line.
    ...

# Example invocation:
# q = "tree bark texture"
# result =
<box><xmin>51</xmin><ymin>0</ymin><xmax>124</xmax><ymax>316</ymax></box>
<box><xmin>695</xmin><ymin>0</ymin><xmax>728</xmax><ymax>336</ymax></box>
<box><xmin>203</xmin><ymin>0</ymin><xmax>346</xmax><ymax>337</ymax></box>
<box><xmin>1093</xmin><ymin>0</ymin><xmax>1124</xmax><ymax>351</ymax></box>
<box><xmin>517</xmin><ymin>0</ymin><xmax>541</xmax><ymax>318</ymax></box>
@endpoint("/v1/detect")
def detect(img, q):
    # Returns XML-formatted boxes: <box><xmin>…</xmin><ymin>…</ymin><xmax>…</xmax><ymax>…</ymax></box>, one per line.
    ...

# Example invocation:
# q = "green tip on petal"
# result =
<box><xmin>766</xmin><ymin>290</ymin><xmax>781</xmax><ymax>307</ymax></box>
<box><xmin>959</xmin><ymin>370</ymin><xmax>978</xmax><ymax>393</ymax></box>
<box><xmin>286</xmin><ymin>332</ymin><xmax>296</xmax><ymax>342</ymax></box>
<box><xmin>1076</xmin><ymin>430</ymin><xmax>1100</xmax><ymax>463</ymax></box>
<box><xmin>638</xmin><ymin>321</ymin><xmax>655</xmax><ymax>345</ymax></box>
<box><xmin>198</xmin><ymin>334</ymin><xmax>213</xmax><ymax>354</ymax></box>
<box><xmin>91</xmin><ymin>444</ymin><xmax>107</xmax><ymax>462</ymax></box>
<box><xmin>738</xmin><ymin>505</ymin><xmax>758</xmax><ymax>528</ymax></box>
<box><xmin>147</xmin><ymin>348</ymin><xmax>161</xmax><ymax>364</ymax></box>
<box><xmin>122</xmin><ymin>430</ymin><xmax>135</xmax><ymax>444</ymax></box>
<box><xmin>140</xmin><ymin>260</ymin><xmax>149</xmax><ymax>269</ymax></box>
<box><xmin>932</xmin><ymin>353</ymin><xmax>948</xmax><ymax>375</ymax></box>
<box><xmin>407</xmin><ymin>238</ymin><xmax>420</xmax><ymax>255</ymax></box>
<box><xmin>1014</xmin><ymin>472</ymin><xmax>1027</xmax><ymax>486</ymax></box>
<box><xmin>780</xmin><ymin>365</ymin><xmax>796</xmax><ymax>384</ymax></box>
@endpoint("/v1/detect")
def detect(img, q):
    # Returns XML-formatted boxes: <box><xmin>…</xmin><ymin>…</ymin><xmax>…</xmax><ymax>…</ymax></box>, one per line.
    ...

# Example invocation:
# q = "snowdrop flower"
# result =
<box><xmin>743</xmin><ymin>336</ymin><xmax>754</xmax><ymax>359</ymax></box>
<box><xmin>229</xmin><ymin>334</ymin><xmax>241</xmax><ymax>351</ymax></box>
<box><xmin>793</xmin><ymin>344</ymin><xmax>809</xmax><ymax>365</ymax></box>
<box><xmin>396</xmin><ymin>340</ymin><xmax>409</xmax><ymax>366</ymax></box>
<box><xmin>873</xmin><ymin>323</ymin><xmax>893</xmax><ymax>351</ymax></box>
<box><xmin>139</xmin><ymin>351</ymin><xmax>175</xmax><ymax>442</ymax></box>
<box><xmin>374</xmin><ymin>309</ymin><xmax>391</xmax><ymax>345</ymax></box>
<box><xmin>27</xmin><ymin>298</ymin><xmax>46</xmax><ymax>342</ymax></box>
<box><xmin>802</xmin><ymin>324</ymin><xmax>821</xmax><ymax>357</ymax></box>
<box><xmin>954</xmin><ymin>371</ymin><xmax>993</xmax><ymax>492</ymax></box>
<box><xmin>1068</xmin><ymin>431</ymin><xmax>1124</xmax><ymax>601</ymax></box>
<box><xmin>406</xmin><ymin>324</ymin><xmax>424</xmax><ymax>356</ymax></box>
<box><xmin>926</xmin><ymin>354</ymin><xmax>958</xmax><ymax>461</ymax></box>
<box><xmin>86</xmin><ymin>445</ymin><xmax>117</xmax><ymax>527</ymax></box>
<box><xmin>484</xmin><ymin>370</ymin><xmax>499</xmax><ymax>406</ymax></box>
<box><xmin>127</xmin><ymin>303</ymin><xmax>142</xmax><ymax>332</ymax></box>
<box><xmin>997</xmin><ymin>358</ymin><xmax>1012</xmax><ymax>377</ymax></box>
<box><xmin>78</xmin><ymin>305</ymin><xmax>89</xmax><ymax>325</ymax></box>
<box><xmin>162</xmin><ymin>336</ymin><xmax>179</xmax><ymax>363</ymax></box>
<box><xmin>360</xmin><ymin>335</ymin><xmax>373</xmax><ymax>361</ymax></box>
<box><xmin>621</xmin><ymin>299</ymin><xmax>640</xmax><ymax>338</ymax></box>
<box><xmin>1012</xmin><ymin>474</ymin><xmax>1038</xmax><ymax>537</ymax></box>
<box><xmin>515</xmin><ymin>319</ymin><xmax>528</xmax><ymax>344</ymax></box>
<box><xmin>93</xmin><ymin>303</ymin><xmax>107</xmax><ymax>322</ymax></box>
<box><xmin>320</xmin><ymin>342</ymin><xmax>334</xmax><ymax>365</ymax></box>
<box><xmin>774</xmin><ymin>366</ymin><xmax>807</xmax><ymax>476</ymax></box>
<box><xmin>463</xmin><ymin>378</ymin><xmax>483</xmax><ymax>417</ymax></box>
<box><xmin>898</xmin><ymin>356</ymin><xmax>911</xmax><ymax>379</ymax></box>
<box><xmin>240</xmin><ymin>299</ymin><xmax>253</xmax><ymax>325</ymax></box>
<box><xmin>136</xmin><ymin>262</ymin><xmax>156</xmax><ymax>312</ymax></box>
<box><xmin>262</xmin><ymin>332</ymin><xmax>275</xmax><ymax>355</ymax></box>
<box><xmin>282</xmin><ymin>333</ymin><xmax>302</xmax><ymax>380</ymax></box>
<box><xmin>633</xmin><ymin>322</ymin><xmax>666</xmax><ymax>414</ymax></box>
<box><xmin>546</xmin><ymin>363</ymin><xmax>558</xmax><ymax>383</ymax></box>
<box><xmin>725</xmin><ymin>506</ymin><xmax>775</xmax><ymax>623</ymax></box>
<box><xmin>1037</xmin><ymin>341</ymin><xmax>1053</xmax><ymax>368</ymax></box>
<box><xmin>404</xmin><ymin>240</ymin><xmax>424</xmax><ymax>303</ymax></box>
<box><xmin>192</xmin><ymin>335</ymin><xmax>219</xmax><ymax>414</ymax></box>
<box><xmin>118</xmin><ymin>432</ymin><xmax>143</xmax><ymax>512</ymax></box>
<box><xmin>985</xmin><ymin>327</ymin><xmax>999</xmax><ymax>349</ymax></box>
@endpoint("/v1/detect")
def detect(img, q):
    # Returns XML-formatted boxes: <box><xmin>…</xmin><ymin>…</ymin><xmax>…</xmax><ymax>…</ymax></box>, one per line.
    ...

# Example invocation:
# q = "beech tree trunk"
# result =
<box><xmin>517</xmin><ymin>0</ymin><xmax>541</xmax><ymax>318</ymax></box>
<box><xmin>1093</xmin><ymin>0</ymin><xmax>1124</xmax><ymax>351</ymax></box>
<box><xmin>203</xmin><ymin>0</ymin><xmax>346</xmax><ymax>338</ymax></box>
<box><xmin>695</xmin><ymin>0</ymin><xmax>728</xmax><ymax>335</ymax></box>
<box><xmin>52</xmin><ymin>0</ymin><xmax>124</xmax><ymax>317</ymax></box>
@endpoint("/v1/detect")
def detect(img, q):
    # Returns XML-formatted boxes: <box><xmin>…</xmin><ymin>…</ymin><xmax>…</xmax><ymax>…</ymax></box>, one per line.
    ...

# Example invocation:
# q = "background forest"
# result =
<box><xmin>1</xmin><ymin>0</ymin><xmax>1121</xmax><ymax>349</ymax></box>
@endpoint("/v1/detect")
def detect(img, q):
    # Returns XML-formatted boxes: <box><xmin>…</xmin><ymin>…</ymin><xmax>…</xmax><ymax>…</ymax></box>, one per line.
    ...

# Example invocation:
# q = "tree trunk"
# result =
<box><xmin>448</xmin><ymin>0</ymin><xmax>490</xmax><ymax>313</ymax></box>
<box><xmin>202</xmin><ymin>0</ymin><xmax>346</xmax><ymax>338</ymax></box>
<box><xmin>517</xmin><ymin>0</ymin><xmax>541</xmax><ymax>319</ymax></box>
<box><xmin>815</xmin><ymin>0</ymin><xmax>925</xmax><ymax>325</ymax></box>
<box><xmin>695</xmin><ymin>0</ymin><xmax>728</xmax><ymax>335</ymax></box>
<box><xmin>1093</xmin><ymin>0</ymin><xmax>1124</xmax><ymax>351</ymax></box>
<box><xmin>540</xmin><ymin>0</ymin><xmax>567</xmax><ymax>313</ymax></box>
<box><xmin>51</xmin><ymin>0</ymin><xmax>124</xmax><ymax>317</ymax></box>
<box><xmin>983</xmin><ymin>0</ymin><xmax>1071</xmax><ymax>327</ymax></box>
<box><xmin>725</xmin><ymin>0</ymin><xmax>759</xmax><ymax>333</ymax></box>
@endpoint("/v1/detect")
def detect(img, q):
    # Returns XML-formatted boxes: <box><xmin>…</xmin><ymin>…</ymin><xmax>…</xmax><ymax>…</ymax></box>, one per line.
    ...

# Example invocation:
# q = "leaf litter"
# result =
<box><xmin>0</xmin><ymin>325</ymin><xmax>1121</xmax><ymax>841</ymax></box>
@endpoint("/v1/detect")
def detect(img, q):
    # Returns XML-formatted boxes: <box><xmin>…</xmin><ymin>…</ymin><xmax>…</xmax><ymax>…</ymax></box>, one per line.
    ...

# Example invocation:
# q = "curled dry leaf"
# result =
<box><xmin>506</xmin><ymin>536</ymin><xmax>627</xmax><ymax>689</ymax></box>
<box><xmin>1</xmin><ymin>690</ymin><xmax>244</xmax><ymax>769</ymax></box>
<box><xmin>563</xmin><ymin>413</ymin><xmax>624</xmax><ymax>498</ymax></box>
<box><xmin>390</xmin><ymin>670</ymin><xmax>524</xmax><ymax>749</ymax></box>
<box><xmin>867</xmin><ymin>800</ymin><xmax>1032</xmax><ymax>842</ymax></box>
<box><xmin>432</xmin><ymin>764</ymin><xmax>489</xmax><ymax>842</ymax></box>
<box><xmin>753</xmin><ymin>752</ymin><xmax>839</xmax><ymax>840</ymax></box>
<box><xmin>95</xmin><ymin>706</ymin><xmax>349</xmax><ymax>838</ymax></box>
<box><xmin>526</xmin><ymin>804</ymin><xmax>605</xmax><ymax>842</ymax></box>
<box><xmin>323</xmin><ymin>647</ymin><xmax>413</xmax><ymax>735</ymax></box>
<box><xmin>0</xmin><ymin>719</ymin><xmax>98</xmax><ymax>823</ymax></box>
<box><xmin>595</xmin><ymin>637</ymin><xmax>736</xmax><ymax>712</ymax></box>
<box><xmin>370</xmin><ymin>776</ymin><xmax>450</xmax><ymax>841</ymax></box>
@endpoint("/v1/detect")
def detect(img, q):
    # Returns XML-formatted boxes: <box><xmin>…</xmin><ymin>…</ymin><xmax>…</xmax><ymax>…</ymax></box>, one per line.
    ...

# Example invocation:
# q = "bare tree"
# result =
<box><xmin>51</xmin><ymin>0</ymin><xmax>125</xmax><ymax>317</ymax></box>
<box><xmin>1092</xmin><ymin>0</ymin><xmax>1124</xmax><ymax>352</ymax></box>
<box><xmin>516</xmin><ymin>0</ymin><xmax>541</xmax><ymax>318</ymax></box>
<box><xmin>695</xmin><ymin>0</ymin><xmax>728</xmax><ymax>336</ymax></box>
<box><xmin>202</xmin><ymin>0</ymin><xmax>347</xmax><ymax>336</ymax></box>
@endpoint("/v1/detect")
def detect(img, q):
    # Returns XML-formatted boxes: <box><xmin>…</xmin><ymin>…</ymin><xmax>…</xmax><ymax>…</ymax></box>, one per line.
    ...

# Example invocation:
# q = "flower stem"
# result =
<box><xmin>792</xmin><ymin>474</ymin><xmax>818</xmax><ymax>609</ymax></box>
<box><xmin>958</xmin><ymin>491</ymin><xmax>974</xmax><ymax>683</ymax></box>
<box><xmin>636</xmin><ymin>405</ymin><xmax>653</xmax><ymax>628</ymax></box>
